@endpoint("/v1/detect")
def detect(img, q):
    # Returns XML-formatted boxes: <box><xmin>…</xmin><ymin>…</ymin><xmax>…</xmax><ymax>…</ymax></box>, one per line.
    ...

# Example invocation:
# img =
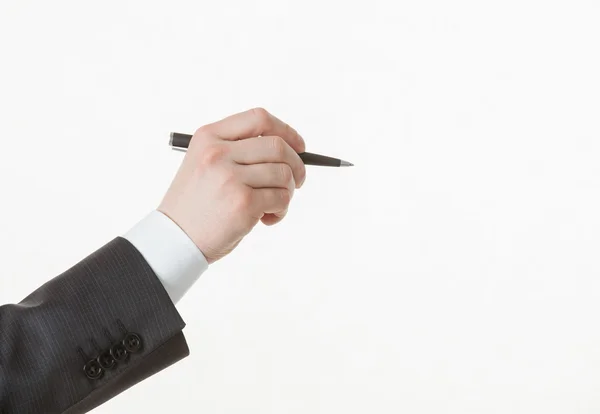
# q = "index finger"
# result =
<box><xmin>205</xmin><ymin>107</ymin><xmax>306</xmax><ymax>153</ymax></box>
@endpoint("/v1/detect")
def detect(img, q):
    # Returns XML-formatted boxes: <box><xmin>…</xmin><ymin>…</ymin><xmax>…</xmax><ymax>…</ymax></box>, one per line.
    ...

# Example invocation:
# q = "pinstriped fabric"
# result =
<box><xmin>0</xmin><ymin>237</ymin><xmax>189</xmax><ymax>413</ymax></box>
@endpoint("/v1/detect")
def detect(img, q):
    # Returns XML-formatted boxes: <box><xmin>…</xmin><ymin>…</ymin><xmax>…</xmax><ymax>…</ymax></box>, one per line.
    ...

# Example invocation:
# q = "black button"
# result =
<box><xmin>84</xmin><ymin>359</ymin><xmax>103</xmax><ymax>379</ymax></box>
<box><xmin>111</xmin><ymin>343</ymin><xmax>129</xmax><ymax>362</ymax></box>
<box><xmin>122</xmin><ymin>332</ymin><xmax>143</xmax><ymax>353</ymax></box>
<box><xmin>97</xmin><ymin>350</ymin><xmax>116</xmax><ymax>369</ymax></box>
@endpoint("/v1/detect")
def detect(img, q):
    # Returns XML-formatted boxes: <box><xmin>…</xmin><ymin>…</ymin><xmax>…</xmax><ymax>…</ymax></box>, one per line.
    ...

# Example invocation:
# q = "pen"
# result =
<box><xmin>169</xmin><ymin>132</ymin><xmax>354</xmax><ymax>167</ymax></box>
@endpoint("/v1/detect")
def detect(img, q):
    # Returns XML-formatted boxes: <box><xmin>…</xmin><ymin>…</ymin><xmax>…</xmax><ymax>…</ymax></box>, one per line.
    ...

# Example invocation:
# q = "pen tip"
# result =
<box><xmin>340</xmin><ymin>160</ymin><xmax>354</xmax><ymax>167</ymax></box>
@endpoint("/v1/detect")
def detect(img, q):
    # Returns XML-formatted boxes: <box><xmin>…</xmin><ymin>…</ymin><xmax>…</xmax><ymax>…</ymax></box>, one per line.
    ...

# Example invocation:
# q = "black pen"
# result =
<box><xmin>169</xmin><ymin>132</ymin><xmax>354</xmax><ymax>167</ymax></box>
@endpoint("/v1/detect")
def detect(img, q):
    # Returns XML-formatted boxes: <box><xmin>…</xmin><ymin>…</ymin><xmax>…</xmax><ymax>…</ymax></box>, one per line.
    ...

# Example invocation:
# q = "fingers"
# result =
<box><xmin>236</xmin><ymin>164</ymin><xmax>294</xmax><ymax>226</ymax></box>
<box><xmin>237</xmin><ymin>162</ymin><xmax>295</xmax><ymax>227</ymax></box>
<box><xmin>205</xmin><ymin>107</ymin><xmax>306</xmax><ymax>153</ymax></box>
<box><xmin>188</xmin><ymin>108</ymin><xmax>305</xmax><ymax>229</ymax></box>
<box><xmin>252</xmin><ymin>188</ymin><xmax>291</xmax><ymax>216</ymax></box>
<box><xmin>231</xmin><ymin>135</ymin><xmax>306</xmax><ymax>188</ymax></box>
<box><xmin>238</xmin><ymin>163</ymin><xmax>295</xmax><ymax>195</ymax></box>
<box><xmin>261</xmin><ymin>211</ymin><xmax>286</xmax><ymax>226</ymax></box>
<box><xmin>239</xmin><ymin>163</ymin><xmax>295</xmax><ymax>226</ymax></box>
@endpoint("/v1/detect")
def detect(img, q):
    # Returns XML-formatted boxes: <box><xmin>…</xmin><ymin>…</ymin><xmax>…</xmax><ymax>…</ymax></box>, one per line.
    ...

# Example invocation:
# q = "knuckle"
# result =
<box><xmin>233</xmin><ymin>187</ymin><xmax>253</xmax><ymax>211</ymax></box>
<box><xmin>269</xmin><ymin>136</ymin><xmax>285</xmax><ymax>156</ymax></box>
<box><xmin>187</xmin><ymin>126</ymin><xmax>212</xmax><ymax>151</ymax></box>
<box><xmin>199</xmin><ymin>144</ymin><xmax>227</xmax><ymax>165</ymax></box>
<box><xmin>282</xmin><ymin>122</ymin><xmax>305</xmax><ymax>153</ymax></box>
<box><xmin>279</xmin><ymin>189</ymin><xmax>292</xmax><ymax>206</ymax></box>
<box><xmin>283</xmin><ymin>122</ymin><xmax>297</xmax><ymax>143</ymax></box>
<box><xmin>251</xmin><ymin>107</ymin><xmax>271</xmax><ymax>127</ymax></box>
<box><xmin>279</xmin><ymin>164</ymin><xmax>293</xmax><ymax>183</ymax></box>
<box><xmin>194</xmin><ymin>124</ymin><xmax>213</xmax><ymax>138</ymax></box>
<box><xmin>219</xmin><ymin>166</ymin><xmax>238</xmax><ymax>186</ymax></box>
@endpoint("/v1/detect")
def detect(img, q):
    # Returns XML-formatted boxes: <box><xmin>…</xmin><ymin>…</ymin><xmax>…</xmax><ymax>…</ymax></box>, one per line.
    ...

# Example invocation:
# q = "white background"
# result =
<box><xmin>1</xmin><ymin>0</ymin><xmax>600</xmax><ymax>413</ymax></box>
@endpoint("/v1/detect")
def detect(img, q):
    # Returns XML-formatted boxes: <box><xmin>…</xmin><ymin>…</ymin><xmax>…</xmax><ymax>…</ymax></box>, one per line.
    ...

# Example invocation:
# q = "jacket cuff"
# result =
<box><xmin>1</xmin><ymin>236</ymin><xmax>189</xmax><ymax>413</ymax></box>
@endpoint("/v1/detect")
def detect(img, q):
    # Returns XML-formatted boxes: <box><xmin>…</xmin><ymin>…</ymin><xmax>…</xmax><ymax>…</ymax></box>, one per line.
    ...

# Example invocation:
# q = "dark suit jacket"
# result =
<box><xmin>0</xmin><ymin>237</ymin><xmax>189</xmax><ymax>413</ymax></box>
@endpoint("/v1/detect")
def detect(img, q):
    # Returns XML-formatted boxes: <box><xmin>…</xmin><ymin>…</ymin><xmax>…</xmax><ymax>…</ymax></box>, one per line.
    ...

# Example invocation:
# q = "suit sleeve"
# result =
<box><xmin>0</xmin><ymin>236</ymin><xmax>190</xmax><ymax>413</ymax></box>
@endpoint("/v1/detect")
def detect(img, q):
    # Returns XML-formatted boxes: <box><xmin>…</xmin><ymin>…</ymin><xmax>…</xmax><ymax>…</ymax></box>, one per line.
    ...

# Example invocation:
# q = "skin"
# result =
<box><xmin>158</xmin><ymin>107</ymin><xmax>307</xmax><ymax>263</ymax></box>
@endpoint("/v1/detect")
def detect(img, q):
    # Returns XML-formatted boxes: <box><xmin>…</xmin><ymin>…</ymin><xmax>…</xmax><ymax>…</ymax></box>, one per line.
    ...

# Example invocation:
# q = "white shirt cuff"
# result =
<box><xmin>123</xmin><ymin>210</ymin><xmax>208</xmax><ymax>304</ymax></box>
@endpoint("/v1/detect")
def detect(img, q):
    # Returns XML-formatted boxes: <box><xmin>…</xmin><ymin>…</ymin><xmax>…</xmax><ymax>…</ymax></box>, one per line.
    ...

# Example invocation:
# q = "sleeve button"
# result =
<box><xmin>122</xmin><ymin>332</ymin><xmax>143</xmax><ymax>353</ymax></box>
<box><xmin>97</xmin><ymin>350</ymin><xmax>116</xmax><ymax>369</ymax></box>
<box><xmin>84</xmin><ymin>359</ymin><xmax>104</xmax><ymax>379</ymax></box>
<box><xmin>111</xmin><ymin>343</ymin><xmax>129</xmax><ymax>362</ymax></box>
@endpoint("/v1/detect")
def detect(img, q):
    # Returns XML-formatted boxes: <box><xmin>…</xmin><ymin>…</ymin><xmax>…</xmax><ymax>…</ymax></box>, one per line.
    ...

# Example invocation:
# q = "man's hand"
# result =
<box><xmin>158</xmin><ymin>108</ymin><xmax>307</xmax><ymax>263</ymax></box>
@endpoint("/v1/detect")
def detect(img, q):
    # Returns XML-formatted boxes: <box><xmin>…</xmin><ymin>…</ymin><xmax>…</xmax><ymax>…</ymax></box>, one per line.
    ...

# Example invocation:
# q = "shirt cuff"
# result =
<box><xmin>122</xmin><ymin>210</ymin><xmax>208</xmax><ymax>305</ymax></box>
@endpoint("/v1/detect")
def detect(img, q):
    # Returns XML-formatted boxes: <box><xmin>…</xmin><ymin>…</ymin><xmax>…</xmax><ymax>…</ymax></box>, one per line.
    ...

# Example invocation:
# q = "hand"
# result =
<box><xmin>158</xmin><ymin>108</ymin><xmax>307</xmax><ymax>264</ymax></box>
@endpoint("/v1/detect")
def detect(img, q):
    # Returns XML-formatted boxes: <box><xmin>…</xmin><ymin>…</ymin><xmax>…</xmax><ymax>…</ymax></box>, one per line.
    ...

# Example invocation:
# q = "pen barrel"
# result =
<box><xmin>298</xmin><ymin>152</ymin><xmax>340</xmax><ymax>167</ymax></box>
<box><xmin>170</xmin><ymin>132</ymin><xmax>344</xmax><ymax>167</ymax></box>
<box><xmin>170</xmin><ymin>132</ymin><xmax>192</xmax><ymax>148</ymax></box>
